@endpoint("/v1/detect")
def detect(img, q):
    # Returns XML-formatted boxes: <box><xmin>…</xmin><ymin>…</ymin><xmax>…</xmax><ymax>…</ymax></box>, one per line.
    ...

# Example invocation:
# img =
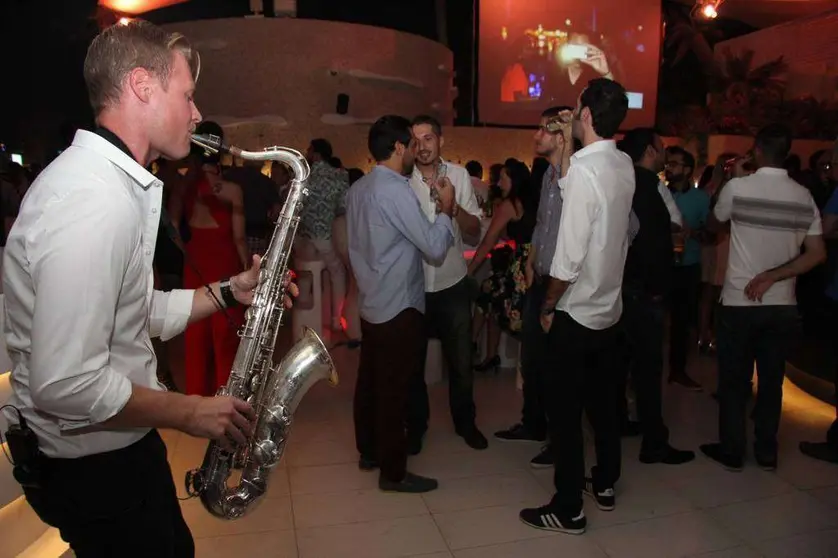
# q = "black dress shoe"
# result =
<box><xmin>379</xmin><ymin>472</ymin><xmax>439</xmax><ymax>493</ymax></box>
<box><xmin>700</xmin><ymin>443</ymin><xmax>743</xmax><ymax>472</ymax></box>
<box><xmin>639</xmin><ymin>444</ymin><xmax>695</xmax><ymax>465</ymax></box>
<box><xmin>458</xmin><ymin>426</ymin><xmax>489</xmax><ymax>450</ymax></box>
<box><xmin>800</xmin><ymin>441</ymin><xmax>838</xmax><ymax>464</ymax></box>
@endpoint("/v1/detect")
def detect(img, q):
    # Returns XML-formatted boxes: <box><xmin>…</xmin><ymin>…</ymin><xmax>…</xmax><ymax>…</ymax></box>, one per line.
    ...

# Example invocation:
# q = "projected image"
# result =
<box><xmin>479</xmin><ymin>0</ymin><xmax>661</xmax><ymax>128</ymax></box>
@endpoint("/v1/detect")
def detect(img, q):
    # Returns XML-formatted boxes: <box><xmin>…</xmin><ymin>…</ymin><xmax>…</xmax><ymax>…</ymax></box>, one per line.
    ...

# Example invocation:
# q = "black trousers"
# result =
<box><xmin>354</xmin><ymin>308</ymin><xmax>426</xmax><ymax>481</ymax></box>
<box><xmin>669</xmin><ymin>264</ymin><xmax>702</xmax><ymax>378</ymax></box>
<box><xmin>545</xmin><ymin>311</ymin><xmax>622</xmax><ymax>515</ymax></box>
<box><xmin>407</xmin><ymin>279</ymin><xmax>476</xmax><ymax>436</ymax></box>
<box><xmin>618</xmin><ymin>290</ymin><xmax>670</xmax><ymax>451</ymax></box>
<box><xmin>717</xmin><ymin>305</ymin><xmax>799</xmax><ymax>458</ymax></box>
<box><xmin>519</xmin><ymin>278</ymin><xmax>550</xmax><ymax>436</ymax></box>
<box><xmin>22</xmin><ymin>430</ymin><xmax>194</xmax><ymax>558</ymax></box>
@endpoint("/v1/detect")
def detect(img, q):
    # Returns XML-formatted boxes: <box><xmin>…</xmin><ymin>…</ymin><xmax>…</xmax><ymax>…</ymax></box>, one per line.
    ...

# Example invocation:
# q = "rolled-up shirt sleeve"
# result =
<box><xmin>549</xmin><ymin>165</ymin><xmax>600</xmax><ymax>282</ymax></box>
<box><xmin>149</xmin><ymin>289</ymin><xmax>193</xmax><ymax>341</ymax></box>
<box><xmin>28</xmin><ymin>189</ymin><xmax>137</xmax><ymax>430</ymax></box>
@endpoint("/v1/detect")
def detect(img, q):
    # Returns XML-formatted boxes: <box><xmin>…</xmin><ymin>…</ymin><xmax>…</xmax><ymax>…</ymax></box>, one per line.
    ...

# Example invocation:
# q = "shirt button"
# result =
<box><xmin>145</xmin><ymin>249</ymin><xmax>151</xmax><ymax>255</ymax></box>
<box><xmin>152</xmin><ymin>208</ymin><xmax>158</xmax><ymax>214</ymax></box>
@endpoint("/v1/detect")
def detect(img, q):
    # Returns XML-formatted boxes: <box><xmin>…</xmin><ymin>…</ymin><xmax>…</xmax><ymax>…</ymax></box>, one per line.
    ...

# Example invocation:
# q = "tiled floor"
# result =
<box><xmin>160</xmin><ymin>338</ymin><xmax>838</xmax><ymax>558</ymax></box>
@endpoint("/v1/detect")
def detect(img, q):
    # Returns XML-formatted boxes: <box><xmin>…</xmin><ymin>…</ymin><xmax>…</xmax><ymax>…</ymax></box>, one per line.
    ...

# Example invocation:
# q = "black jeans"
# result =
<box><xmin>618</xmin><ymin>290</ymin><xmax>670</xmax><ymax>451</ymax></box>
<box><xmin>354</xmin><ymin>308</ymin><xmax>426</xmax><ymax>481</ymax></box>
<box><xmin>407</xmin><ymin>278</ymin><xmax>477</xmax><ymax>435</ymax></box>
<box><xmin>717</xmin><ymin>304</ymin><xmax>800</xmax><ymax>458</ymax></box>
<box><xmin>519</xmin><ymin>278</ymin><xmax>550</xmax><ymax>436</ymax></box>
<box><xmin>545</xmin><ymin>311</ymin><xmax>622</xmax><ymax>516</ymax></box>
<box><xmin>669</xmin><ymin>264</ymin><xmax>702</xmax><ymax>378</ymax></box>
<box><xmin>22</xmin><ymin>430</ymin><xmax>194</xmax><ymax>558</ymax></box>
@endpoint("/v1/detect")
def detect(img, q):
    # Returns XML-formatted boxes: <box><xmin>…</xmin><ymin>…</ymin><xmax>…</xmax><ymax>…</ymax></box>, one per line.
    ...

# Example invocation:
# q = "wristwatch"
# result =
<box><xmin>219</xmin><ymin>279</ymin><xmax>238</xmax><ymax>308</ymax></box>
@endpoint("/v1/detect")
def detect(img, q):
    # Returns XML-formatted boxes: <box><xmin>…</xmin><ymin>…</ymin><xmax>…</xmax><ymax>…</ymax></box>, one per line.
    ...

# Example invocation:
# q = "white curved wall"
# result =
<box><xmin>163</xmin><ymin>17</ymin><xmax>455</xmax><ymax>128</ymax></box>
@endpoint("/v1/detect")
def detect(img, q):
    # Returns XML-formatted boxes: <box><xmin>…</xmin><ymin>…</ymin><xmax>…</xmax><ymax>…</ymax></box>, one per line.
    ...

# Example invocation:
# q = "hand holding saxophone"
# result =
<box><xmin>230</xmin><ymin>255</ymin><xmax>300</xmax><ymax>308</ymax></box>
<box><xmin>184</xmin><ymin>396</ymin><xmax>257</xmax><ymax>451</ymax></box>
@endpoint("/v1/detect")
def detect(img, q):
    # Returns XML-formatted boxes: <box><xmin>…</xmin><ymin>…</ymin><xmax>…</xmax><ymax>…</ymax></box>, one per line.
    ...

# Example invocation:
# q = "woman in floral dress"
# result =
<box><xmin>467</xmin><ymin>160</ymin><xmax>536</xmax><ymax>373</ymax></box>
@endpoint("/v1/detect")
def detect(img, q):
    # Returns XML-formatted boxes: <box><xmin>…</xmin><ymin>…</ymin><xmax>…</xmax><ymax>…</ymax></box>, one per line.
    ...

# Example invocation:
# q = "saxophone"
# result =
<box><xmin>184</xmin><ymin>133</ymin><xmax>339</xmax><ymax>520</ymax></box>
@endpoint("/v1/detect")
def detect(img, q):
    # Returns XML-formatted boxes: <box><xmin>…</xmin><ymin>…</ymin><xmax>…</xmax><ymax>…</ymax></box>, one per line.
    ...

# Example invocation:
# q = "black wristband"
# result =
<box><xmin>219</xmin><ymin>279</ymin><xmax>238</xmax><ymax>308</ymax></box>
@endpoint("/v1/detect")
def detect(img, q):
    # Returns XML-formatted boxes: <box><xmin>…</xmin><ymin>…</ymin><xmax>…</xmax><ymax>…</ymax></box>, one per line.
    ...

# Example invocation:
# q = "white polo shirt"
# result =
<box><xmin>1</xmin><ymin>130</ymin><xmax>194</xmax><ymax>458</ymax></box>
<box><xmin>410</xmin><ymin>160</ymin><xmax>482</xmax><ymax>293</ymax></box>
<box><xmin>550</xmin><ymin>140</ymin><xmax>636</xmax><ymax>330</ymax></box>
<box><xmin>714</xmin><ymin>167</ymin><xmax>822</xmax><ymax>307</ymax></box>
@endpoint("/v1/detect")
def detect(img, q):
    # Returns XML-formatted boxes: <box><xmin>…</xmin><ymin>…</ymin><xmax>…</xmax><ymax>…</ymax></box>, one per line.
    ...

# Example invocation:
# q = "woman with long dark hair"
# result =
<box><xmin>468</xmin><ymin>160</ymin><xmax>536</xmax><ymax>373</ymax></box>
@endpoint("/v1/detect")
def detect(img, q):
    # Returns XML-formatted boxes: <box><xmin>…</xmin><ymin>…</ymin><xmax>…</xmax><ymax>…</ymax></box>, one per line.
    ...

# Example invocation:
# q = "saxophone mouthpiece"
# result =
<box><xmin>191</xmin><ymin>133</ymin><xmax>226</xmax><ymax>155</ymax></box>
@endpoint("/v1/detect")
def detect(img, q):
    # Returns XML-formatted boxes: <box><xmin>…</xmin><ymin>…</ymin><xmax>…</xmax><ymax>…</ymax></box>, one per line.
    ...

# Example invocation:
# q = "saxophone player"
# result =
<box><xmin>1</xmin><ymin>21</ymin><xmax>296</xmax><ymax>557</ymax></box>
<box><xmin>347</xmin><ymin>115</ymin><xmax>456</xmax><ymax>493</ymax></box>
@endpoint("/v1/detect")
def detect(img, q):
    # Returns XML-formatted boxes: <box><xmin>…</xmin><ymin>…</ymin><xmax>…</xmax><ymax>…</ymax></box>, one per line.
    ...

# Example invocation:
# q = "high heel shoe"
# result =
<box><xmin>474</xmin><ymin>355</ymin><xmax>501</xmax><ymax>374</ymax></box>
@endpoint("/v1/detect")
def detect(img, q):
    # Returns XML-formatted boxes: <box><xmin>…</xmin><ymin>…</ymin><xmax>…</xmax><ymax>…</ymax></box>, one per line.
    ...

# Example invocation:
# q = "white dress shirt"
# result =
<box><xmin>410</xmin><ymin>161</ymin><xmax>482</xmax><ymax>293</ymax></box>
<box><xmin>1</xmin><ymin>130</ymin><xmax>194</xmax><ymax>458</ymax></box>
<box><xmin>658</xmin><ymin>180</ymin><xmax>683</xmax><ymax>227</ymax></box>
<box><xmin>550</xmin><ymin>140</ymin><xmax>636</xmax><ymax>330</ymax></box>
<box><xmin>714</xmin><ymin>167</ymin><xmax>822</xmax><ymax>307</ymax></box>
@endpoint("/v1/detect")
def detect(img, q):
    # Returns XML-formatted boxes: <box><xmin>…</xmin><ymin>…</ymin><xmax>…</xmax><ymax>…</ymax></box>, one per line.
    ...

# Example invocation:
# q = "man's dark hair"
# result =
<box><xmin>329</xmin><ymin>156</ymin><xmax>343</xmax><ymax>169</ymax></box>
<box><xmin>310</xmin><ymin>138</ymin><xmax>333</xmax><ymax>161</ymax></box>
<box><xmin>411</xmin><ymin>114</ymin><xmax>443</xmax><ymax>137</ymax></box>
<box><xmin>465</xmin><ymin>160</ymin><xmax>483</xmax><ymax>178</ymax></box>
<box><xmin>579</xmin><ymin>78</ymin><xmax>628</xmax><ymax>139</ymax></box>
<box><xmin>667</xmin><ymin>146</ymin><xmax>696</xmax><ymax>175</ymax></box>
<box><xmin>617</xmin><ymin>127</ymin><xmax>658</xmax><ymax>164</ymax></box>
<box><xmin>755</xmin><ymin>123</ymin><xmax>793</xmax><ymax>166</ymax></box>
<box><xmin>541</xmin><ymin>105</ymin><xmax>574</xmax><ymax>119</ymax></box>
<box><xmin>368</xmin><ymin>115</ymin><xmax>413</xmax><ymax>162</ymax></box>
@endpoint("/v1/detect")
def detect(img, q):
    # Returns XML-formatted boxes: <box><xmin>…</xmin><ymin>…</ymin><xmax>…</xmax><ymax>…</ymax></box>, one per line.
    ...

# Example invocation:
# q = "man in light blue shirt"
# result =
<box><xmin>346</xmin><ymin>115</ymin><xmax>456</xmax><ymax>493</ymax></box>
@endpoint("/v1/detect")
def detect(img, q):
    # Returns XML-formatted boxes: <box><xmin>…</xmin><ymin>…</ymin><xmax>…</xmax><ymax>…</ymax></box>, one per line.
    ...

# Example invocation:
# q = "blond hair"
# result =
<box><xmin>83</xmin><ymin>19</ymin><xmax>201</xmax><ymax>116</ymax></box>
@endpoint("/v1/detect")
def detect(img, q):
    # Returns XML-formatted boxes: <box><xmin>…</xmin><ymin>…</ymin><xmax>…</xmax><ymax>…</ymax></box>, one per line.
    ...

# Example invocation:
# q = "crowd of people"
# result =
<box><xmin>1</xmin><ymin>19</ymin><xmax>837</xmax><ymax>557</ymax></box>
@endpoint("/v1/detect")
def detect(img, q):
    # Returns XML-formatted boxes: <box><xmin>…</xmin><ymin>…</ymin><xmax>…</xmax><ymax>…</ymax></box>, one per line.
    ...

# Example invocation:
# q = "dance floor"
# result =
<box><xmin>114</xmin><ymin>327</ymin><xmax>838</xmax><ymax>558</ymax></box>
<box><xmin>44</xmin><ymin>326</ymin><xmax>838</xmax><ymax>558</ymax></box>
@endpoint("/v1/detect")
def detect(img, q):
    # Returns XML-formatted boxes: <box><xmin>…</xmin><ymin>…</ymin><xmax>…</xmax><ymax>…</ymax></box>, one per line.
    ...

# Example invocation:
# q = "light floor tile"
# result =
<box><xmin>589</xmin><ymin>511</ymin><xmax>740</xmax><ymax>558</ymax></box>
<box><xmin>295</xmin><ymin>515</ymin><xmax>448</xmax><ymax>558</ymax></box>
<box><xmin>707</xmin><ymin>491</ymin><xmax>838</xmax><ymax>546</ymax></box>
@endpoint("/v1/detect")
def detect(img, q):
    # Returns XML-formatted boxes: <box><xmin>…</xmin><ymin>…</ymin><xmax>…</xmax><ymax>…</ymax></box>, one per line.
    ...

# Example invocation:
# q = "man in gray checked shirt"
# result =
<box><xmin>493</xmin><ymin>106</ymin><xmax>574</xmax><ymax>468</ymax></box>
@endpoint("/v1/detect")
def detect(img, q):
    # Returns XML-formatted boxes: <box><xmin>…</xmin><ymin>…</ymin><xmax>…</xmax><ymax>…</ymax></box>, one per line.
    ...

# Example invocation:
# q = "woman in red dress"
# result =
<box><xmin>169</xmin><ymin>123</ymin><xmax>249</xmax><ymax>396</ymax></box>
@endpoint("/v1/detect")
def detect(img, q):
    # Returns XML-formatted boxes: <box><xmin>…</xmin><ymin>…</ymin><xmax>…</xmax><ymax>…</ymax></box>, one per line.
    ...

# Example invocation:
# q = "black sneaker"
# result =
<box><xmin>379</xmin><ymin>472</ymin><xmax>438</xmax><ymax>493</ymax></box>
<box><xmin>458</xmin><ymin>426</ymin><xmax>489</xmax><ymax>450</ymax></box>
<box><xmin>359</xmin><ymin>455</ymin><xmax>377</xmax><ymax>471</ymax></box>
<box><xmin>530</xmin><ymin>445</ymin><xmax>554</xmax><ymax>469</ymax></box>
<box><xmin>639</xmin><ymin>444</ymin><xmax>696</xmax><ymax>465</ymax></box>
<box><xmin>519</xmin><ymin>505</ymin><xmax>586</xmax><ymax>534</ymax></box>
<box><xmin>493</xmin><ymin>423</ymin><xmax>546</xmax><ymax>443</ymax></box>
<box><xmin>700</xmin><ymin>443</ymin><xmax>744</xmax><ymax>472</ymax></box>
<box><xmin>583</xmin><ymin>478</ymin><xmax>615</xmax><ymax>511</ymax></box>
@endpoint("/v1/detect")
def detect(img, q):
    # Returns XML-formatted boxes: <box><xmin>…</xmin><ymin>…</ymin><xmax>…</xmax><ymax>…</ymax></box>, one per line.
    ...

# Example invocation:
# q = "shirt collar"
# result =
<box><xmin>755</xmin><ymin>167</ymin><xmax>789</xmax><ymax>177</ymax></box>
<box><xmin>73</xmin><ymin>129</ymin><xmax>160</xmax><ymax>191</ymax></box>
<box><xmin>374</xmin><ymin>164</ymin><xmax>409</xmax><ymax>183</ymax></box>
<box><xmin>571</xmin><ymin>139</ymin><xmax>618</xmax><ymax>163</ymax></box>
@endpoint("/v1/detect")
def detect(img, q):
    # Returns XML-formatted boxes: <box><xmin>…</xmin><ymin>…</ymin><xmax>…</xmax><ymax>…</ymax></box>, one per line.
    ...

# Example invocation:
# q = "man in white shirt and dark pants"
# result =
<box><xmin>520</xmin><ymin>78</ymin><xmax>635</xmax><ymax>534</ymax></box>
<box><xmin>701</xmin><ymin>124</ymin><xmax>826</xmax><ymax>471</ymax></box>
<box><xmin>406</xmin><ymin>115</ymin><xmax>488</xmax><ymax>451</ymax></box>
<box><xmin>1</xmin><ymin>22</ymin><xmax>295</xmax><ymax>556</ymax></box>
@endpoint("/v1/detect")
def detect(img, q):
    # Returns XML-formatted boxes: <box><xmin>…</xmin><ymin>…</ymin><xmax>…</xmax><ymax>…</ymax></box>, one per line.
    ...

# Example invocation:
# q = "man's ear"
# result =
<box><xmin>127</xmin><ymin>67</ymin><xmax>154</xmax><ymax>104</ymax></box>
<box><xmin>439</xmin><ymin>135</ymin><xmax>445</xmax><ymax>150</ymax></box>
